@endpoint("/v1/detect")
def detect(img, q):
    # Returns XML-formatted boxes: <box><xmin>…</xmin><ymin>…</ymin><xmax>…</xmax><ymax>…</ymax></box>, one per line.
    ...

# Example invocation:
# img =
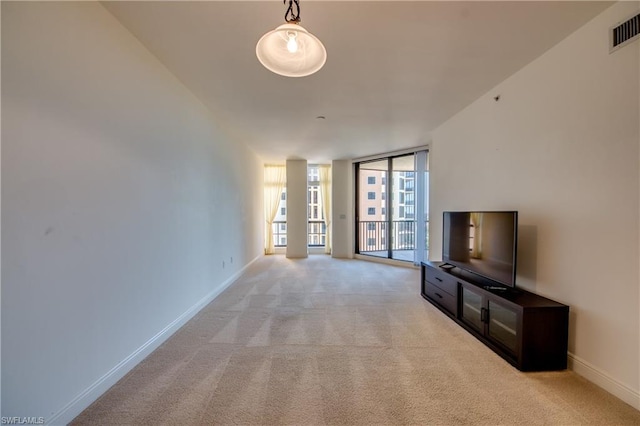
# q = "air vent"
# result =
<box><xmin>610</xmin><ymin>12</ymin><xmax>640</xmax><ymax>53</ymax></box>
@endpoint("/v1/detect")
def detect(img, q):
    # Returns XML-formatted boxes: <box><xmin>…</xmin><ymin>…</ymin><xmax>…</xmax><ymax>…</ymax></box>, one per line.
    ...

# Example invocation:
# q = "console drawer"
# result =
<box><xmin>425</xmin><ymin>266</ymin><xmax>458</xmax><ymax>297</ymax></box>
<box><xmin>424</xmin><ymin>281</ymin><xmax>458</xmax><ymax>316</ymax></box>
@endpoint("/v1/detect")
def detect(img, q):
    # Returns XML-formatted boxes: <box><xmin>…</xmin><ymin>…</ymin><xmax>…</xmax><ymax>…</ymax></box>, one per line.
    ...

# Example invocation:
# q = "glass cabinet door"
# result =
<box><xmin>487</xmin><ymin>300</ymin><xmax>518</xmax><ymax>355</ymax></box>
<box><xmin>460</xmin><ymin>286</ymin><xmax>484</xmax><ymax>332</ymax></box>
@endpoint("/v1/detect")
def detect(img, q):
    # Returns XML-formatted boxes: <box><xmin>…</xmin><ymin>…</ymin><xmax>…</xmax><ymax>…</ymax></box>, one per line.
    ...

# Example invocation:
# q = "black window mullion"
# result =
<box><xmin>387</xmin><ymin>157</ymin><xmax>392</xmax><ymax>260</ymax></box>
<box><xmin>355</xmin><ymin>162</ymin><xmax>361</xmax><ymax>254</ymax></box>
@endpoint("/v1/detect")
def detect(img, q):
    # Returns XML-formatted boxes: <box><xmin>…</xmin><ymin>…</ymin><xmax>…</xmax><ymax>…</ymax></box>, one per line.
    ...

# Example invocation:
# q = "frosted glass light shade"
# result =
<box><xmin>256</xmin><ymin>23</ymin><xmax>326</xmax><ymax>77</ymax></box>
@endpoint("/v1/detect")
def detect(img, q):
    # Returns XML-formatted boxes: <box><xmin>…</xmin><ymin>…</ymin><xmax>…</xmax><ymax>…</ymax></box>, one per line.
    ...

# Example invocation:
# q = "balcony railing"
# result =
<box><xmin>273</xmin><ymin>221</ymin><xmax>287</xmax><ymax>247</ymax></box>
<box><xmin>359</xmin><ymin>220</ymin><xmax>428</xmax><ymax>253</ymax></box>
<box><xmin>273</xmin><ymin>220</ymin><xmax>425</xmax><ymax>252</ymax></box>
<box><xmin>272</xmin><ymin>221</ymin><xmax>327</xmax><ymax>247</ymax></box>
<box><xmin>308</xmin><ymin>220</ymin><xmax>326</xmax><ymax>247</ymax></box>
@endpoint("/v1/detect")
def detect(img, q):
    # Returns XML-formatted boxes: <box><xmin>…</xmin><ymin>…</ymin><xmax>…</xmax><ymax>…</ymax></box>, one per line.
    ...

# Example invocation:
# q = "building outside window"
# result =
<box><xmin>307</xmin><ymin>164</ymin><xmax>327</xmax><ymax>247</ymax></box>
<box><xmin>405</xmin><ymin>179</ymin><xmax>414</xmax><ymax>191</ymax></box>
<box><xmin>405</xmin><ymin>205</ymin><xmax>415</xmax><ymax>219</ymax></box>
<box><xmin>308</xmin><ymin>185</ymin><xmax>322</xmax><ymax>220</ymax></box>
<box><xmin>406</xmin><ymin>192</ymin><xmax>414</xmax><ymax>205</ymax></box>
<box><xmin>308</xmin><ymin>166</ymin><xmax>319</xmax><ymax>182</ymax></box>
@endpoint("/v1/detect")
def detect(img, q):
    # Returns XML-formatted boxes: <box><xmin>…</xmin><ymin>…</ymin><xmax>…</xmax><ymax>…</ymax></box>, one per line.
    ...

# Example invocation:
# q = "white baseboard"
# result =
<box><xmin>48</xmin><ymin>255</ymin><xmax>261</xmax><ymax>425</ymax></box>
<box><xmin>353</xmin><ymin>253</ymin><xmax>419</xmax><ymax>269</ymax></box>
<box><xmin>568</xmin><ymin>352</ymin><xmax>640</xmax><ymax>410</ymax></box>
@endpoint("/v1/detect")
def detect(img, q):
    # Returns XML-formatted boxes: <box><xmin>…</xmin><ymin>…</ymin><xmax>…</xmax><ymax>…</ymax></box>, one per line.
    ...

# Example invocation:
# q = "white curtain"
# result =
<box><xmin>264</xmin><ymin>165</ymin><xmax>286</xmax><ymax>254</ymax></box>
<box><xmin>319</xmin><ymin>165</ymin><xmax>332</xmax><ymax>254</ymax></box>
<box><xmin>414</xmin><ymin>150</ymin><xmax>428</xmax><ymax>265</ymax></box>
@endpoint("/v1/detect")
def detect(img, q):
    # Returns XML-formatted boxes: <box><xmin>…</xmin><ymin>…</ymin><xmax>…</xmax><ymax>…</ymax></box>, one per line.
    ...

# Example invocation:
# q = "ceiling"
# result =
<box><xmin>103</xmin><ymin>1</ymin><xmax>613</xmax><ymax>164</ymax></box>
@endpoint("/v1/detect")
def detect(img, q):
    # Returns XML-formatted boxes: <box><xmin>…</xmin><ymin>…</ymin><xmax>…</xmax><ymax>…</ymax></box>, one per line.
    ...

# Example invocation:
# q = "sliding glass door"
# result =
<box><xmin>390</xmin><ymin>155</ymin><xmax>415</xmax><ymax>261</ymax></box>
<box><xmin>356</xmin><ymin>151</ymin><xmax>428</xmax><ymax>263</ymax></box>
<box><xmin>357</xmin><ymin>159</ymin><xmax>388</xmax><ymax>258</ymax></box>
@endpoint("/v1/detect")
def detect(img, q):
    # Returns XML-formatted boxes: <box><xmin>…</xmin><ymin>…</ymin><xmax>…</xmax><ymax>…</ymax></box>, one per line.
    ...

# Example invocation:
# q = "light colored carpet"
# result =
<box><xmin>72</xmin><ymin>255</ymin><xmax>640</xmax><ymax>425</ymax></box>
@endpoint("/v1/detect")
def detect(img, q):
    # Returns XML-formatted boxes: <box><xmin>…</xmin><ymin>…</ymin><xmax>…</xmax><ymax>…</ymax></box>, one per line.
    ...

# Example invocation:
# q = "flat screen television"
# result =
<box><xmin>442</xmin><ymin>211</ymin><xmax>518</xmax><ymax>288</ymax></box>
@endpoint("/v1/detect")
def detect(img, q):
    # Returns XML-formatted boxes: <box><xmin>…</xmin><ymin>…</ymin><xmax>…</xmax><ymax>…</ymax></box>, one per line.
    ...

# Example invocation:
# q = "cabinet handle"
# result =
<box><xmin>481</xmin><ymin>307</ymin><xmax>488</xmax><ymax>323</ymax></box>
<box><xmin>435</xmin><ymin>277</ymin><xmax>443</xmax><ymax>282</ymax></box>
<box><xmin>434</xmin><ymin>292</ymin><xmax>443</xmax><ymax>299</ymax></box>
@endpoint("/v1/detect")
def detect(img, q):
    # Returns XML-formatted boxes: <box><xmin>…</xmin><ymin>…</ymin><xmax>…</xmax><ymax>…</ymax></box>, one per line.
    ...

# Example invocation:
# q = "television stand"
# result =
<box><xmin>421</xmin><ymin>261</ymin><xmax>569</xmax><ymax>372</ymax></box>
<box><xmin>484</xmin><ymin>285</ymin><xmax>508</xmax><ymax>291</ymax></box>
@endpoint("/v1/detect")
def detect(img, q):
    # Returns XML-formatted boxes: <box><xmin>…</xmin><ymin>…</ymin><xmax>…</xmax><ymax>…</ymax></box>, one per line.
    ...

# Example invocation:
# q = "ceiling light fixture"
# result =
<box><xmin>256</xmin><ymin>0</ymin><xmax>326</xmax><ymax>77</ymax></box>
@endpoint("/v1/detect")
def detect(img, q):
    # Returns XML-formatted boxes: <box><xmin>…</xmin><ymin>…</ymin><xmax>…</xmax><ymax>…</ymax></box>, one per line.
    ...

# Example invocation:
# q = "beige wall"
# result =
<box><xmin>331</xmin><ymin>160</ymin><xmax>354</xmax><ymax>258</ymax></box>
<box><xmin>430</xmin><ymin>1</ymin><xmax>640</xmax><ymax>408</ymax></box>
<box><xmin>286</xmin><ymin>159</ymin><xmax>309</xmax><ymax>258</ymax></box>
<box><xmin>2</xmin><ymin>2</ymin><xmax>263</xmax><ymax>422</ymax></box>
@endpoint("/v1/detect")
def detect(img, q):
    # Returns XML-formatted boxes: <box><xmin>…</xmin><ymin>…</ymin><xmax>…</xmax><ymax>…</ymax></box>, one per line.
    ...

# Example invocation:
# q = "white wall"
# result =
<box><xmin>331</xmin><ymin>160</ymin><xmax>354</xmax><ymax>258</ymax></box>
<box><xmin>1</xmin><ymin>2</ymin><xmax>263</xmax><ymax>422</ymax></box>
<box><xmin>430</xmin><ymin>2</ymin><xmax>639</xmax><ymax>408</ymax></box>
<box><xmin>286</xmin><ymin>160</ymin><xmax>309</xmax><ymax>258</ymax></box>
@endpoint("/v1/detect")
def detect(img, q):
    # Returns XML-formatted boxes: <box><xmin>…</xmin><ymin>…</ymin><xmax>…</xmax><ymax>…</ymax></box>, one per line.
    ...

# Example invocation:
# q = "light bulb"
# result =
<box><xmin>286</xmin><ymin>32</ymin><xmax>298</xmax><ymax>53</ymax></box>
<box><xmin>256</xmin><ymin>23</ymin><xmax>326</xmax><ymax>77</ymax></box>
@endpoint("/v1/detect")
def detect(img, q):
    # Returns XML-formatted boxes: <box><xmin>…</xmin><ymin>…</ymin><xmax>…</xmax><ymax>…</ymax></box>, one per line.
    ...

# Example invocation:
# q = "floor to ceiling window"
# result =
<box><xmin>273</xmin><ymin>188</ymin><xmax>287</xmax><ymax>248</ymax></box>
<box><xmin>264</xmin><ymin>165</ymin><xmax>287</xmax><ymax>253</ymax></box>
<box><xmin>268</xmin><ymin>164</ymin><xmax>332</xmax><ymax>253</ymax></box>
<box><xmin>308</xmin><ymin>164</ymin><xmax>331</xmax><ymax>253</ymax></box>
<box><xmin>308</xmin><ymin>165</ymin><xmax>325</xmax><ymax>248</ymax></box>
<box><xmin>355</xmin><ymin>150</ymin><xmax>428</xmax><ymax>263</ymax></box>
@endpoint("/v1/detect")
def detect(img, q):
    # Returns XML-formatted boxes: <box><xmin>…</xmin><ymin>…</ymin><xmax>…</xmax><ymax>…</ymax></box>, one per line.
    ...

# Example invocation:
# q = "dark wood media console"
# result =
<box><xmin>421</xmin><ymin>261</ymin><xmax>569</xmax><ymax>371</ymax></box>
